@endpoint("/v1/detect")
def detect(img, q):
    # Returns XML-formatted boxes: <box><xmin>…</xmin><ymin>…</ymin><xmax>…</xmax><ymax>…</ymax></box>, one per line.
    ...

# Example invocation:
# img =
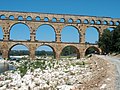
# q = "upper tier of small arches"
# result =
<box><xmin>0</xmin><ymin>11</ymin><xmax>120</xmax><ymax>26</ymax></box>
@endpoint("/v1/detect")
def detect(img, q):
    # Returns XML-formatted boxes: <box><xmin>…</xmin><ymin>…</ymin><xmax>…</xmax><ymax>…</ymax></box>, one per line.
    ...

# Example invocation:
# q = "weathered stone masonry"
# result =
<box><xmin>0</xmin><ymin>11</ymin><xmax>119</xmax><ymax>59</ymax></box>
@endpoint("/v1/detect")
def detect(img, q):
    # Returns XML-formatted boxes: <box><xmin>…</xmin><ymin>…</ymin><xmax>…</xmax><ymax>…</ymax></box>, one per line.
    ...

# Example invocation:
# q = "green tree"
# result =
<box><xmin>61</xmin><ymin>46</ymin><xmax>76</xmax><ymax>56</ymax></box>
<box><xmin>112</xmin><ymin>26</ymin><xmax>120</xmax><ymax>53</ymax></box>
<box><xmin>98</xmin><ymin>29</ymin><xmax>112</xmax><ymax>54</ymax></box>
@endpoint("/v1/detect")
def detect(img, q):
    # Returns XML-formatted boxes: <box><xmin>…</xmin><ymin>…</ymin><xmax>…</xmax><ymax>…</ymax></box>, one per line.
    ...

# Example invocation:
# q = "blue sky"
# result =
<box><xmin>0</xmin><ymin>0</ymin><xmax>120</xmax><ymax>51</ymax></box>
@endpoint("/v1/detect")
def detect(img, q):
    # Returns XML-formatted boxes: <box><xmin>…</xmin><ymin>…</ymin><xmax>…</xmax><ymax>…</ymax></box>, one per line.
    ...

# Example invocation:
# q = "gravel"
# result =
<box><xmin>96</xmin><ymin>55</ymin><xmax>120</xmax><ymax>90</ymax></box>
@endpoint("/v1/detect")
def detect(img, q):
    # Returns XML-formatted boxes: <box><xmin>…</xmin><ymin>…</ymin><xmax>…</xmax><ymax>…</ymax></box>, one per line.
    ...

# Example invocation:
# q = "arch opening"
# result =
<box><xmin>44</xmin><ymin>17</ymin><xmax>49</xmax><ymax>22</ymax></box>
<box><xmin>85</xmin><ymin>27</ymin><xmax>99</xmax><ymax>44</ymax></box>
<box><xmin>9</xmin><ymin>15</ymin><xmax>14</xmax><ymax>20</ymax></box>
<box><xmin>9</xmin><ymin>44</ymin><xmax>29</xmax><ymax>60</ymax></box>
<box><xmin>0</xmin><ymin>26</ymin><xmax>3</xmax><ymax>40</ymax></box>
<box><xmin>84</xmin><ymin>19</ymin><xmax>89</xmax><ymax>24</ymax></box>
<box><xmin>36</xmin><ymin>24</ymin><xmax>56</xmax><ymax>41</ymax></box>
<box><xmin>27</xmin><ymin>16</ymin><xmax>32</xmax><ymax>21</ymax></box>
<box><xmin>90</xmin><ymin>20</ymin><xmax>95</xmax><ymax>24</ymax></box>
<box><xmin>61</xmin><ymin>46</ymin><xmax>80</xmax><ymax>59</ymax></box>
<box><xmin>61</xmin><ymin>26</ymin><xmax>80</xmax><ymax>43</ymax></box>
<box><xmin>36</xmin><ymin>16</ymin><xmax>41</xmax><ymax>21</ymax></box>
<box><xmin>68</xmin><ymin>18</ymin><xmax>73</xmax><ymax>23</ymax></box>
<box><xmin>10</xmin><ymin>23</ymin><xmax>30</xmax><ymax>40</ymax></box>
<box><xmin>60</xmin><ymin>18</ymin><xmax>65</xmax><ymax>22</ymax></box>
<box><xmin>85</xmin><ymin>46</ymin><xmax>100</xmax><ymax>56</ymax></box>
<box><xmin>116</xmin><ymin>21</ymin><xmax>120</xmax><ymax>26</ymax></box>
<box><xmin>52</xmin><ymin>18</ymin><xmax>57</xmax><ymax>22</ymax></box>
<box><xmin>96</xmin><ymin>20</ymin><xmax>101</xmax><ymax>24</ymax></box>
<box><xmin>18</xmin><ymin>16</ymin><xmax>23</xmax><ymax>20</ymax></box>
<box><xmin>0</xmin><ymin>15</ymin><xmax>6</xmax><ymax>19</ymax></box>
<box><xmin>35</xmin><ymin>45</ymin><xmax>55</xmax><ymax>60</ymax></box>
<box><xmin>107</xmin><ymin>27</ymin><xmax>114</xmax><ymax>32</ymax></box>
<box><xmin>109</xmin><ymin>21</ymin><xmax>114</xmax><ymax>25</ymax></box>
<box><xmin>103</xmin><ymin>20</ymin><xmax>108</xmax><ymax>25</ymax></box>
<box><xmin>76</xmin><ymin>19</ymin><xmax>81</xmax><ymax>23</ymax></box>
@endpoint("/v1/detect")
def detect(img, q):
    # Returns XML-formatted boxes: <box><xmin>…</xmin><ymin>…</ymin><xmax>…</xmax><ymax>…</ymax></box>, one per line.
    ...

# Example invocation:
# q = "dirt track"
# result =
<box><xmin>96</xmin><ymin>55</ymin><xmax>120</xmax><ymax>90</ymax></box>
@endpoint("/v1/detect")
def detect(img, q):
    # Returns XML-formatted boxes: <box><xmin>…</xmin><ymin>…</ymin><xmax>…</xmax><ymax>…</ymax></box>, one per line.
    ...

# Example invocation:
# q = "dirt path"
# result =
<box><xmin>96</xmin><ymin>55</ymin><xmax>120</xmax><ymax>90</ymax></box>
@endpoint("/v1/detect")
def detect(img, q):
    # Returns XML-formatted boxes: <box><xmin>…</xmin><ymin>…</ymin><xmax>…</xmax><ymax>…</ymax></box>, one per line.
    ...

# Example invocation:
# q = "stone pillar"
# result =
<box><xmin>3</xmin><ymin>34</ymin><xmax>9</xmax><ymax>41</ymax></box>
<box><xmin>56</xmin><ymin>33</ymin><xmax>61</xmax><ymax>42</ymax></box>
<box><xmin>29</xmin><ymin>44</ymin><xmax>36</xmax><ymax>60</ymax></box>
<box><xmin>55</xmin><ymin>44</ymin><xmax>62</xmax><ymax>60</ymax></box>
<box><xmin>55</xmin><ymin>52</ymin><xmax>60</xmax><ymax>60</ymax></box>
<box><xmin>2</xmin><ymin>24</ymin><xmax>10</xmax><ymax>41</ymax></box>
<box><xmin>80</xmin><ymin>25</ymin><xmax>87</xmax><ymax>44</ymax></box>
<box><xmin>80</xmin><ymin>33</ymin><xmax>85</xmax><ymax>43</ymax></box>
<box><xmin>2</xmin><ymin>50</ymin><xmax>9</xmax><ymax>59</ymax></box>
<box><xmin>29</xmin><ymin>24</ymin><xmax>37</xmax><ymax>42</ymax></box>
<box><xmin>30</xmin><ymin>33</ymin><xmax>35</xmax><ymax>41</ymax></box>
<box><xmin>2</xmin><ymin>42</ymin><xmax>9</xmax><ymax>59</ymax></box>
<box><xmin>80</xmin><ymin>51</ymin><xmax>85</xmax><ymax>58</ymax></box>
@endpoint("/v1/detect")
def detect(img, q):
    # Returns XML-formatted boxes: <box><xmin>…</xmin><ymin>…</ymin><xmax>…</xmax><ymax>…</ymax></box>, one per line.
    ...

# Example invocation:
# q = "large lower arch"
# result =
<box><xmin>8</xmin><ymin>44</ymin><xmax>29</xmax><ymax>59</ymax></box>
<box><xmin>10</xmin><ymin>23</ymin><xmax>30</xmax><ymax>40</ymax></box>
<box><xmin>61</xmin><ymin>25</ymin><xmax>80</xmax><ymax>43</ymax></box>
<box><xmin>35</xmin><ymin>45</ymin><xmax>56</xmax><ymax>59</ymax></box>
<box><xmin>85</xmin><ymin>46</ymin><xmax>100</xmax><ymax>56</ymax></box>
<box><xmin>0</xmin><ymin>26</ymin><xmax>3</xmax><ymax>40</ymax></box>
<box><xmin>60</xmin><ymin>45</ymin><xmax>80</xmax><ymax>59</ymax></box>
<box><xmin>85</xmin><ymin>26</ymin><xmax>99</xmax><ymax>44</ymax></box>
<box><xmin>36</xmin><ymin>24</ymin><xmax>56</xmax><ymax>41</ymax></box>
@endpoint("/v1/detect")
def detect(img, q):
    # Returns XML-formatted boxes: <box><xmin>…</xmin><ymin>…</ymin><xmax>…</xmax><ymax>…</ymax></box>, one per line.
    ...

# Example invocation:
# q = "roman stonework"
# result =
<box><xmin>0</xmin><ymin>11</ymin><xmax>119</xmax><ymax>59</ymax></box>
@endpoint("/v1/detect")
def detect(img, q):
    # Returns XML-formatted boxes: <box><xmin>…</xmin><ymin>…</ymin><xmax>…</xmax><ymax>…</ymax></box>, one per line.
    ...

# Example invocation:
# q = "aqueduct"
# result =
<box><xmin>0</xmin><ymin>10</ymin><xmax>119</xmax><ymax>59</ymax></box>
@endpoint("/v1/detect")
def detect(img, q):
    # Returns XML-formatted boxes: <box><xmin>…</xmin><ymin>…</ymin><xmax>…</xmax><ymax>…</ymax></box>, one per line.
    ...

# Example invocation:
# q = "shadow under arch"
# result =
<box><xmin>36</xmin><ymin>24</ymin><xmax>56</xmax><ymax>41</ymax></box>
<box><xmin>8</xmin><ymin>44</ymin><xmax>29</xmax><ymax>59</ymax></box>
<box><xmin>35</xmin><ymin>44</ymin><xmax>56</xmax><ymax>59</ymax></box>
<box><xmin>9</xmin><ymin>22</ymin><xmax>30</xmax><ymax>40</ymax></box>
<box><xmin>85</xmin><ymin>46</ymin><xmax>100</xmax><ymax>56</ymax></box>
<box><xmin>85</xmin><ymin>26</ymin><xmax>100</xmax><ymax>44</ymax></box>
<box><xmin>61</xmin><ymin>25</ymin><xmax>81</xmax><ymax>43</ymax></box>
<box><xmin>60</xmin><ymin>45</ymin><xmax>80</xmax><ymax>59</ymax></box>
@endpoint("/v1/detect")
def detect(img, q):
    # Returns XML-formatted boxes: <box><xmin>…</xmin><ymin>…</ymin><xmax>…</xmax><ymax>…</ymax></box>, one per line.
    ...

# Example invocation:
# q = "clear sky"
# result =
<box><xmin>0</xmin><ymin>0</ymin><xmax>120</xmax><ymax>51</ymax></box>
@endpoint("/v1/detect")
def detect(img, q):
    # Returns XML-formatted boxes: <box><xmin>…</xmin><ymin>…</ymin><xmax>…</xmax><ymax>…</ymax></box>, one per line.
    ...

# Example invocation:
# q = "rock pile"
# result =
<box><xmin>0</xmin><ymin>56</ymin><xmax>107</xmax><ymax>90</ymax></box>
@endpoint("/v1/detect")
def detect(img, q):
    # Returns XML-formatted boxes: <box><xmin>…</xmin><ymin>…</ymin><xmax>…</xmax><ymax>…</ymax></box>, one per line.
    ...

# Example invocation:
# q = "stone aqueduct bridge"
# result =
<box><xmin>0</xmin><ymin>11</ymin><xmax>119</xmax><ymax>59</ymax></box>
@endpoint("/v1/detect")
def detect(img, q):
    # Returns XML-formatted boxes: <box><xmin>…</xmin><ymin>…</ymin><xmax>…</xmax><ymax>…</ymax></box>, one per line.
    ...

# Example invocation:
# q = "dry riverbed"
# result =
<box><xmin>0</xmin><ymin>55</ymin><xmax>116</xmax><ymax>90</ymax></box>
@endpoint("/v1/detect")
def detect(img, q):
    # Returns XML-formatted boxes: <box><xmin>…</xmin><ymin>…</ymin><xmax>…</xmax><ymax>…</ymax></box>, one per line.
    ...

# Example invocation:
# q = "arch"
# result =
<box><xmin>116</xmin><ymin>21</ymin><xmax>120</xmax><ymax>26</ymax></box>
<box><xmin>10</xmin><ymin>23</ymin><xmax>30</xmax><ymax>40</ymax></box>
<box><xmin>109</xmin><ymin>21</ymin><xmax>114</xmax><ymax>25</ymax></box>
<box><xmin>84</xmin><ymin>19</ymin><xmax>89</xmax><ymax>24</ymax></box>
<box><xmin>60</xmin><ymin>18</ymin><xmax>65</xmax><ymax>22</ymax></box>
<box><xmin>36</xmin><ymin>24</ymin><xmax>56</xmax><ymax>41</ymax></box>
<box><xmin>106</xmin><ymin>27</ymin><xmax>114</xmax><ymax>32</ymax></box>
<box><xmin>85</xmin><ymin>46</ymin><xmax>100</xmax><ymax>56</ymax></box>
<box><xmin>60</xmin><ymin>45</ymin><xmax>80</xmax><ymax>59</ymax></box>
<box><xmin>9</xmin><ymin>44</ymin><xmax>29</xmax><ymax>59</ymax></box>
<box><xmin>44</xmin><ymin>17</ymin><xmax>49</xmax><ymax>22</ymax></box>
<box><xmin>18</xmin><ymin>16</ymin><xmax>23</xmax><ymax>20</ymax></box>
<box><xmin>61</xmin><ymin>25</ymin><xmax>80</xmax><ymax>43</ymax></box>
<box><xmin>76</xmin><ymin>19</ymin><xmax>81</xmax><ymax>23</ymax></box>
<box><xmin>35</xmin><ymin>16</ymin><xmax>41</xmax><ymax>21</ymax></box>
<box><xmin>9</xmin><ymin>15</ymin><xmax>14</xmax><ymax>20</ymax></box>
<box><xmin>0</xmin><ymin>15</ymin><xmax>6</xmax><ymax>19</ymax></box>
<box><xmin>0</xmin><ymin>26</ymin><xmax>3</xmax><ymax>40</ymax></box>
<box><xmin>103</xmin><ymin>20</ymin><xmax>108</xmax><ymax>25</ymax></box>
<box><xmin>52</xmin><ymin>17</ymin><xmax>57</xmax><ymax>22</ymax></box>
<box><xmin>35</xmin><ymin>44</ymin><xmax>55</xmax><ymax>59</ymax></box>
<box><xmin>96</xmin><ymin>20</ymin><xmax>101</xmax><ymax>24</ymax></box>
<box><xmin>85</xmin><ymin>26</ymin><xmax>99</xmax><ymax>44</ymax></box>
<box><xmin>90</xmin><ymin>20</ymin><xmax>95</xmax><ymax>24</ymax></box>
<box><xmin>68</xmin><ymin>18</ymin><xmax>73</xmax><ymax>23</ymax></box>
<box><xmin>26</xmin><ymin>16</ymin><xmax>32</xmax><ymax>21</ymax></box>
